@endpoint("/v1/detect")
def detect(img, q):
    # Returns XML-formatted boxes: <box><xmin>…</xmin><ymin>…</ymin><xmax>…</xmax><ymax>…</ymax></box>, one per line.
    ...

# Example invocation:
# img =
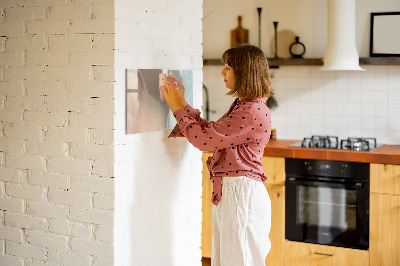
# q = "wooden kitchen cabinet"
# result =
<box><xmin>284</xmin><ymin>241</ymin><xmax>369</xmax><ymax>266</ymax></box>
<box><xmin>202</xmin><ymin>152</ymin><xmax>213</xmax><ymax>258</ymax></box>
<box><xmin>370</xmin><ymin>163</ymin><xmax>400</xmax><ymax>266</ymax></box>
<box><xmin>201</xmin><ymin>154</ymin><xmax>286</xmax><ymax>266</ymax></box>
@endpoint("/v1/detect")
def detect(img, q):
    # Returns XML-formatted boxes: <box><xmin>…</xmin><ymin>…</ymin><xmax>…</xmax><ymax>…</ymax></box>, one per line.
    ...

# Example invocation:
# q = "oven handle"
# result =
<box><xmin>286</xmin><ymin>177</ymin><xmax>364</xmax><ymax>189</ymax></box>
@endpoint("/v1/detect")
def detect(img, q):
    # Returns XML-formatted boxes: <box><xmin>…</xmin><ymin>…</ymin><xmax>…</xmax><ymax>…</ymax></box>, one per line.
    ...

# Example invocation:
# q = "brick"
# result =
<box><xmin>25</xmin><ymin>229</ymin><xmax>68</xmax><ymax>251</ymax></box>
<box><xmin>70</xmin><ymin>237</ymin><xmax>113</xmax><ymax>257</ymax></box>
<box><xmin>25</xmin><ymin>80</ymin><xmax>67</xmax><ymax>97</ymax></box>
<box><xmin>70</xmin><ymin>175</ymin><xmax>113</xmax><ymax>194</ymax></box>
<box><xmin>47</xmin><ymin>250</ymin><xmax>91</xmax><ymax>266</ymax></box>
<box><xmin>26</xmin><ymin>51</ymin><xmax>68</xmax><ymax>66</ymax></box>
<box><xmin>5</xmin><ymin>212</ymin><xmax>48</xmax><ymax>231</ymax></box>
<box><xmin>93</xmin><ymin>194</ymin><xmax>113</xmax><ymax>210</ymax></box>
<box><xmin>82</xmin><ymin>98</ymin><xmax>114</xmax><ymax>114</ymax></box>
<box><xmin>49</xmin><ymin>35</ymin><xmax>93</xmax><ymax>52</ymax></box>
<box><xmin>22</xmin><ymin>0</ymin><xmax>69</xmax><ymax>6</ymax></box>
<box><xmin>0</xmin><ymin>135</ymin><xmax>26</xmax><ymax>154</ymax></box>
<box><xmin>4</xmin><ymin>96</ymin><xmax>46</xmax><ymax>111</ymax></box>
<box><xmin>90</xmin><ymin>128</ymin><xmax>114</xmax><ymax>146</ymax></box>
<box><xmin>43</xmin><ymin>96</ymin><xmax>81</xmax><ymax>112</ymax></box>
<box><xmin>0</xmin><ymin>110</ymin><xmax>23</xmax><ymax>124</ymax></box>
<box><xmin>93</xmin><ymin>253</ymin><xmax>113</xmax><ymax>266</ymax></box>
<box><xmin>70</xmin><ymin>144</ymin><xmax>114</xmax><ymax>161</ymax></box>
<box><xmin>28</xmin><ymin>171</ymin><xmax>69</xmax><ymax>189</ymax></box>
<box><xmin>3</xmin><ymin>125</ymin><xmax>43</xmax><ymax>141</ymax></box>
<box><xmin>69</xmin><ymin>207</ymin><xmax>113</xmax><ymax>226</ymax></box>
<box><xmin>92</xmin><ymin>34</ymin><xmax>114</xmax><ymax>51</ymax></box>
<box><xmin>26</xmin><ymin>141</ymin><xmax>67</xmax><ymax>157</ymax></box>
<box><xmin>48</xmin><ymin>158</ymin><xmax>92</xmax><ymax>176</ymax></box>
<box><xmin>24</xmin><ymin>111</ymin><xmax>68</xmax><ymax>127</ymax></box>
<box><xmin>0</xmin><ymin>226</ymin><xmax>23</xmax><ymax>243</ymax></box>
<box><xmin>69</xmin><ymin>51</ymin><xmax>113</xmax><ymax>66</ymax></box>
<box><xmin>0</xmin><ymin>197</ymin><xmax>24</xmax><ymax>212</ymax></box>
<box><xmin>6</xmin><ymin>183</ymin><xmax>46</xmax><ymax>201</ymax></box>
<box><xmin>0</xmin><ymin>22</ymin><xmax>24</xmax><ymax>36</ymax></box>
<box><xmin>0</xmin><ymin>52</ymin><xmax>24</xmax><ymax>66</ymax></box>
<box><xmin>181</xmin><ymin>42</ymin><xmax>202</xmax><ymax>56</ymax></box>
<box><xmin>92</xmin><ymin>3</ymin><xmax>114</xmax><ymax>20</ymax></box>
<box><xmin>71</xmin><ymin>222</ymin><xmax>92</xmax><ymax>239</ymax></box>
<box><xmin>92</xmin><ymin>160</ymin><xmax>113</xmax><ymax>177</ymax></box>
<box><xmin>48</xmin><ymin>4</ymin><xmax>91</xmax><ymax>20</ymax></box>
<box><xmin>69</xmin><ymin>19</ymin><xmax>114</xmax><ymax>34</ymax></box>
<box><xmin>24</xmin><ymin>259</ymin><xmax>48</xmax><ymax>266</ymax></box>
<box><xmin>0</xmin><ymin>37</ymin><xmax>5</xmax><ymax>52</ymax></box>
<box><xmin>6</xmin><ymin>153</ymin><xmax>46</xmax><ymax>171</ymax></box>
<box><xmin>0</xmin><ymin>81</ymin><xmax>24</xmax><ymax>96</ymax></box>
<box><xmin>3</xmin><ymin>66</ymin><xmax>44</xmax><ymax>81</ymax></box>
<box><xmin>5</xmin><ymin>36</ymin><xmax>47</xmax><ymax>52</ymax></box>
<box><xmin>69</xmin><ymin>112</ymin><xmax>114</xmax><ymax>129</ymax></box>
<box><xmin>27</xmin><ymin>200</ymin><xmax>69</xmax><ymax>219</ymax></box>
<box><xmin>48</xmin><ymin>188</ymin><xmax>91</xmax><ymax>208</ymax></box>
<box><xmin>4</xmin><ymin>6</ymin><xmax>46</xmax><ymax>22</ymax></box>
<box><xmin>45</xmin><ymin>127</ymin><xmax>88</xmax><ymax>144</ymax></box>
<box><xmin>6</xmin><ymin>241</ymin><xmax>46</xmax><ymax>260</ymax></box>
<box><xmin>27</xmin><ymin>21</ymin><xmax>69</xmax><ymax>35</ymax></box>
<box><xmin>93</xmin><ymin>65</ymin><xmax>113</xmax><ymax>81</ymax></box>
<box><xmin>44</xmin><ymin>66</ymin><xmax>91</xmax><ymax>82</ymax></box>
<box><xmin>0</xmin><ymin>255</ymin><xmax>23</xmax><ymax>266</ymax></box>
<box><xmin>94</xmin><ymin>225</ymin><xmax>112</xmax><ymax>243</ymax></box>
<box><xmin>69</xmin><ymin>81</ymin><xmax>113</xmax><ymax>98</ymax></box>
<box><xmin>48</xmin><ymin>219</ymin><xmax>71</xmax><ymax>235</ymax></box>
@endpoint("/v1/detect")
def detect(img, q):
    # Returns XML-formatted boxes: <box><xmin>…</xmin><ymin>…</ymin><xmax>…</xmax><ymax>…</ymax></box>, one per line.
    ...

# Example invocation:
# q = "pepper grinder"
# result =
<box><xmin>273</xmin><ymin>21</ymin><xmax>279</xmax><ymax>58</ymax></box>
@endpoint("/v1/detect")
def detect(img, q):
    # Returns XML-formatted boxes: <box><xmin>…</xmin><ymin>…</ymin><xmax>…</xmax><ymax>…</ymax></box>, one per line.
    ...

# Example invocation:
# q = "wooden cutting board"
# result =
<box><xmin>231</xmin><ymin>16</ymin><xmax>249</xmax><ymax>48</ymax></box>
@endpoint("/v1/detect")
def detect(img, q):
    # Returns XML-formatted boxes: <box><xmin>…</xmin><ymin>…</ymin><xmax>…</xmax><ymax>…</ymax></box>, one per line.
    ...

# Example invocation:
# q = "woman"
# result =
<box><xmin>161</xmin><ymin>44</ymin><xmax>273</xmax><ymax>266</ymax></box>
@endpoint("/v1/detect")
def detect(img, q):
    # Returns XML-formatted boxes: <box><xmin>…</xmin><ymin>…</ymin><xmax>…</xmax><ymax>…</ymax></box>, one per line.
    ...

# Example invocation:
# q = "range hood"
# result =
<box><xmin>320</xmin><ymin>0</ymin><xmax>365</xmax><ymax>71</ymax></box>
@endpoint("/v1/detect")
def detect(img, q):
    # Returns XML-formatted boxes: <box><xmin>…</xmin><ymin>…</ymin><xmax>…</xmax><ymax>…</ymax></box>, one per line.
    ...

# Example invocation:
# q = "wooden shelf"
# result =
<box><xmin>203</xmin><ymin>57</ymin><xmax>400</xmax><ymax>67</ymax></box>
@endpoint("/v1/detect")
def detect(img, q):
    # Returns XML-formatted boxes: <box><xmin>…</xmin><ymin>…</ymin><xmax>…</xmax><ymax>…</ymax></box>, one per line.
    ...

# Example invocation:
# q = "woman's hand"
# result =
<box><xmin>168</xmin><ymin>76</ymin><xmax>187</xmax><ymax>108</ymax></box>
<box><xmin>160</xmin><ymin>78</ymin><xmax>184</xmax><ymax>113</ymax></box>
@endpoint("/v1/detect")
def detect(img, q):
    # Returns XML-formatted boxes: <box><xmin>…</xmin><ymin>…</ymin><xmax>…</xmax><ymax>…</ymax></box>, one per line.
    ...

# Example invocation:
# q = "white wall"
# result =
<box><xmin>203</xmin><ymin>0</ymin><xmax>400</xmax><ymax>58</ymax></box>
<box><xmin>113</xmin><ymin>0</ymin><xmax>204</xmax><ymax>265</ymax></box>
<box><xmin>203</xmin><ymin>0</ymin><xmax>400</xmax><ymax>144</ymax></box>
<box><xmin>0</xmin><ymin>0</ymin><xmax>115</xmax><ymax>265</ymax></box>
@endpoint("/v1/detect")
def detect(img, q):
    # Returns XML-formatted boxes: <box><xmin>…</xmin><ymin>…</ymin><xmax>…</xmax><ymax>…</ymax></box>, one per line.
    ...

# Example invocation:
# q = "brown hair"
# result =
<box><xmin>221</xmin><ymin>44</ymin><xmax>273</xmax><ymax>99</ymax></box>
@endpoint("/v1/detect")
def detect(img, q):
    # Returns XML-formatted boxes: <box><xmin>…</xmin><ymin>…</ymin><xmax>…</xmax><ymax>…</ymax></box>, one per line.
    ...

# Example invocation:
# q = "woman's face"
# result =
<box><xmin>220</xmin><ymin>64</ymin><xmax>235</xmax><ymax>89</ymax></box>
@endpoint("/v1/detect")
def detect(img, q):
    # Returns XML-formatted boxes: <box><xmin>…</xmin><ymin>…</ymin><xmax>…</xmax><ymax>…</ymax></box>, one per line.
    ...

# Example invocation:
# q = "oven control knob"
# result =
<box><xmin>340</xmin><ymin>164</ymin><xmax>347</xmax><ymax>174</ymax></box>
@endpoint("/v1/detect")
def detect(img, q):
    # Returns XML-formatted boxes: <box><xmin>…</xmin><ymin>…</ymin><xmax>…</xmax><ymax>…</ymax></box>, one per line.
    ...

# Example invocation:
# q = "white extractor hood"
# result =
<box><xmin>320</xmin><ymin>0</ymin><xmax>365</xmax><ymax>71</ymax></box>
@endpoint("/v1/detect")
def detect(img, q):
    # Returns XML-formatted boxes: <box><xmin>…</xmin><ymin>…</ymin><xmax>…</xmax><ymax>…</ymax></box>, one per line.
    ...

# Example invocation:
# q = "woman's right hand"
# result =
<box><xmin>168</xmin><ymin>76</ymin><xmax>187</xmax><ymax>108</ymax></box>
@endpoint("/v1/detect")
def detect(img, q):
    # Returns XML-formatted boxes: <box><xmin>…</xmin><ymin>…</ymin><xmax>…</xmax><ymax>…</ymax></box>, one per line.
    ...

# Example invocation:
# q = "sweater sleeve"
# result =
<box><xmin>168</xmin><ymin>103</ymin><xmax>211</xmax><ymax>138</ymax></box>
<box><xmin>172</xmin><ymin>106</ymin><xmax>257</xmax><ymax>152</ymax></box>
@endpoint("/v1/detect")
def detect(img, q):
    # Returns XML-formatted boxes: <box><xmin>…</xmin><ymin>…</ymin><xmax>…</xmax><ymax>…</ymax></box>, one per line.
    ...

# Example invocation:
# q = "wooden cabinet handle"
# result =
<box><xmin>314</xmin><ymin>252</ymin><xmax>335</xmax><ymax>256</ymax></box>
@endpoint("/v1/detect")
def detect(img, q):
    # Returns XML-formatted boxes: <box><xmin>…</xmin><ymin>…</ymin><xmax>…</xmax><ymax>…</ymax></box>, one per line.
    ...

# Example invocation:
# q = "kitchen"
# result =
<box><xmin>201</xmin><ymin>0</ymin><xmax>400</xmax><ymax>265</ymax></box>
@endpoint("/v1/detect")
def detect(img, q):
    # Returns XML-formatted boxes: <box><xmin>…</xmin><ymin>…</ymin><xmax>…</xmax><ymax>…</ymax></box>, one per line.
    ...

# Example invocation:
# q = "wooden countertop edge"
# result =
<box><xmin>263</xmin><ymin>140</ymin><xmax>400</xmax><ymax>165</ymax></box>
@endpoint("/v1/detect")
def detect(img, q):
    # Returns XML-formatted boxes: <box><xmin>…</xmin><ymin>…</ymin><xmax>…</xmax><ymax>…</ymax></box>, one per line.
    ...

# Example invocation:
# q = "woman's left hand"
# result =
<box><xmin>160</xmin><ymin>79</ymin><xmax>184</xmax><ymax>113</ymax></box>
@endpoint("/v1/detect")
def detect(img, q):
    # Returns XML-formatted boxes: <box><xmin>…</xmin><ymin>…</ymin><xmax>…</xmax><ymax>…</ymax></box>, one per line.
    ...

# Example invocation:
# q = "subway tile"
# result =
<box><xmin>388</xmin><ymin>104</ymin><xmax>400</xmax><ymax>117</ymax></box>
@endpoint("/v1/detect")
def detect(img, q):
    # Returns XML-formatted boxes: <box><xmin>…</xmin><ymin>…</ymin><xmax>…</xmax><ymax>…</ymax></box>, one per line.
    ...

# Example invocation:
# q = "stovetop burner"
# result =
<box><xmin>290</xmin><ymin>136</ymin><xmax>379</xmax><ymax>151</ymax></box>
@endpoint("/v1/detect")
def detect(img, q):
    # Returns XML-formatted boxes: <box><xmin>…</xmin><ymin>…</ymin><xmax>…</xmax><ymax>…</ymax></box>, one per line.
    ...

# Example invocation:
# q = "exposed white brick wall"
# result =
<box><xmin>114</xmin><ymin>0</ymin><xmax>203</xmax><ymax>265</ymax></box>
<box><xmin>0</xmin><ymin>0</ymin><xmax>115</xmax><ymax>265</ymax></box>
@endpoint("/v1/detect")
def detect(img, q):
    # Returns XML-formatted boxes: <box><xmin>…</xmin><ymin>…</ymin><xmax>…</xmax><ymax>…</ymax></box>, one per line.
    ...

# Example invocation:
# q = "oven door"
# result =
<box><xmin>285</xmin><ymin>177</ymin><xmax>369</xmax><ymax>250</ymax></box>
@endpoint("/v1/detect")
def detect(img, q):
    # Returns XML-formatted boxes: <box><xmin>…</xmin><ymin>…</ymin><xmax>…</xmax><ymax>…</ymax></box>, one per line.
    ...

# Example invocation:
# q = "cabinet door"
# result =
<box><xmin>201</xmin><ymin>152</ymin><xmax>213</xmax><ymax>258</ymax></box>
<box><xmin>370</xmin><ymin>193</ymin><xmax>400</xmax><ymax>266</ymax></box>
<box><xmin>261</xmin><ymin>156</ymin><xmax>285</xmax><ymax>185</ymax></box>
<box><xmin>370</xmin><ymin>163</ymin><xmax>400</xmax><ymax>195</ymax></box>
<box><xmin>284</xmin><ymin>241</ymin><xmax>369</xmax><ymax>266</ymax></box>
<box><xmin>264</xmin><ymin>184</ymin><xmax>284</xmax><ymax>266</ymax></box>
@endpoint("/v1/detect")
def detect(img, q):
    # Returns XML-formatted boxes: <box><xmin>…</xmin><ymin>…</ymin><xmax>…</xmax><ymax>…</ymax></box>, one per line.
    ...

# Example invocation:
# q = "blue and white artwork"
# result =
<box><xmin>126</xmin><ymin>69</ymin><xmax>193</xmax><ymax>134</ymax></box>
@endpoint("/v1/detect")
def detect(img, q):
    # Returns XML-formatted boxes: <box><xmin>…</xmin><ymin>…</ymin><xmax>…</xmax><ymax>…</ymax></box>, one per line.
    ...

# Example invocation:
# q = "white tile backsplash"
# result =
<box><xmin>203</xmin><ymin>64</ymin><xmax>400</xmax><ymax>145</ymax></box>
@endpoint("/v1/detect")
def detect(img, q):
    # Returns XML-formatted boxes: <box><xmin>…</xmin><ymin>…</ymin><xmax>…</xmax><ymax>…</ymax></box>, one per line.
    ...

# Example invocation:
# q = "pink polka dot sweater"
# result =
<box><xmin>168</xmin><ymin>97</ymin><xmax>272</xmax><ymax>206</ymax></box>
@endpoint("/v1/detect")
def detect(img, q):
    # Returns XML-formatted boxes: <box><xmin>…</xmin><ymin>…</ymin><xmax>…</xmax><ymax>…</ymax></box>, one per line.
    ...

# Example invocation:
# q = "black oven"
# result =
<box><xmin>285</xmin><ymin>158</ymin><xmax>369</xmax><ymax>250</ymax></box>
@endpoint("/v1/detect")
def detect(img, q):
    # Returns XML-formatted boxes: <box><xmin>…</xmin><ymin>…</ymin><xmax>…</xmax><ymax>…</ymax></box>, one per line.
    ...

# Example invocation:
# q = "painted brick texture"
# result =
<box><xmin>0</xmin><ymin>0</ymin><xmax>115</xmax><ymax>265</ymax></box>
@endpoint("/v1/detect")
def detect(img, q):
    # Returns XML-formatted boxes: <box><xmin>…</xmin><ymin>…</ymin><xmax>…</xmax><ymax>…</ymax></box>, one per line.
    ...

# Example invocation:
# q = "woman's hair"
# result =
<box><xmin>221</xmin><ymin>44</ymin><xmax>273</xmax><ymax>99</ymax></box>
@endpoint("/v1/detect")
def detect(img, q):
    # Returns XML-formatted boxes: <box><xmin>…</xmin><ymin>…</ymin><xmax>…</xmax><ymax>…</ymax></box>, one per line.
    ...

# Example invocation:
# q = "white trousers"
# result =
<box><xmin>212</xmin><ymin>176</ymin><xmax>271</xmax><ymax>266</ymax></box>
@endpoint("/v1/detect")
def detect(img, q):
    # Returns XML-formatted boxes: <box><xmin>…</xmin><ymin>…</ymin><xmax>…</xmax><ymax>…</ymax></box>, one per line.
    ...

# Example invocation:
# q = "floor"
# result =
<box><xmin>202</xmin><ymin>257</ymin><xmax>211</xmax><ymax>266</ymax></box>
